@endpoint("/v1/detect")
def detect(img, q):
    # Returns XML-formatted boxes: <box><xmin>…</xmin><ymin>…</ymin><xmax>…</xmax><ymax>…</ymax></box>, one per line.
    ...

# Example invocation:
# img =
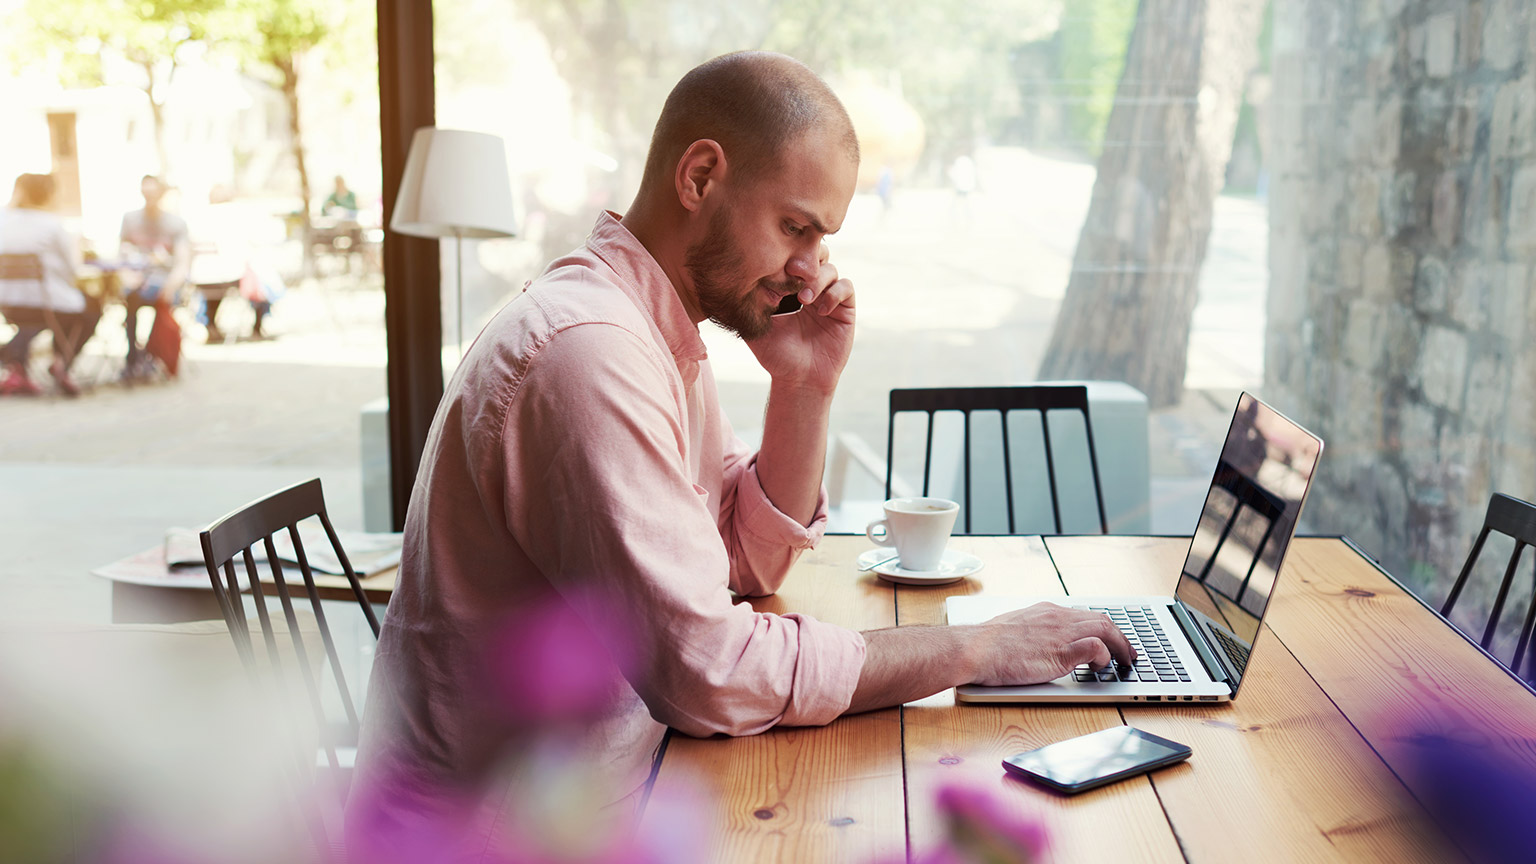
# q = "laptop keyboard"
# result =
<box><xmin>1210</xmin><ymin>626</ymin><xmax>1251</xmax><ymax>671</ymax></box>
<box><xmin>1071</xmin><ymin>605</ymin><xmax>1190</xmax><ymax>683</ymax></box>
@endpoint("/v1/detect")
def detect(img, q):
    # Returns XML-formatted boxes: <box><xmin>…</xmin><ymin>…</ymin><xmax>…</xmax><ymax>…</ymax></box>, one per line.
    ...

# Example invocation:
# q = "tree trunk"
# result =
<box><xmin>1036</xmin><ymin>0</ymin><xmax>1266</xmax><ymax>408</ymax></box>
<box><xmin>141</xmin><ymin>59</ymin><xmax>169</xmax><ymax>178</ymax></box>
<box><xmin>279</xmin><ymin>55</ymin><xmax>314</xmax><ymax>276</ymax></box>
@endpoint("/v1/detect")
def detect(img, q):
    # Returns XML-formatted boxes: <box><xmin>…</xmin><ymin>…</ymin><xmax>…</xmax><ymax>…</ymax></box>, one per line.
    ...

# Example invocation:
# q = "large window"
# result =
<box><xmin>432</xmin><ymin>0</ymin><xmax>1535</xmax><ymax>647</ymax></box>
<box><xmin>0</xmin><ymin>0</ymin><xmax>387</xmax><ymax>622</ymax></box>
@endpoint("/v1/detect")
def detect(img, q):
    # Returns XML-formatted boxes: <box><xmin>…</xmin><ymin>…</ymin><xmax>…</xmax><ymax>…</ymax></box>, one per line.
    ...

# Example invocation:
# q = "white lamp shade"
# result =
<box><xmin>390</xmin><ymin>127</ymin><xmax>518</xmax><ymax>239</ymax></box>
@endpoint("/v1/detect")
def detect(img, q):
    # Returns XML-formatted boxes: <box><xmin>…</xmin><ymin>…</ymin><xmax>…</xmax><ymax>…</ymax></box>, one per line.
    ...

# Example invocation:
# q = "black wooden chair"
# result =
<box><xmin>199</xmin><ymin>477</ymin><xmax>381</xmax><ymax>852</ymax></box>
<box><xmin>1440</xmin><ymin>493</ymin><xmax>1536</xmax><ymax>681</ymax></box>
<box><xmin>885</xmin><ymin>385</ymin><xmax>1108</xmax><ymax>535</ymax></box>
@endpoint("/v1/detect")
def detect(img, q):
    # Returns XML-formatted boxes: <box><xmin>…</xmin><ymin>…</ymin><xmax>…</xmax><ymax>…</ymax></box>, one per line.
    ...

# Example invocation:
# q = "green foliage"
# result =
<box><xmin>0</xmin><ymin>739</ymin><xmax>74</xmax><ymax>864</ymax></box>
<box><xmin>6</xmin><ymin>0</ymin><xmax>336</xmax><ymax>89</ymax></box>
<box><xmin>1055</xmin><ymin>0</ymin><xmax>1138</xmax><ymax>157</ymax></box>
<box><xmin>446</xmin><ymin>0</ymin><xmax>1063</xmax><ymax>180</ymax></box>
<box><xmin>763</xmin><ymin>0</ymin><xmax>1062</xmax><ymax>160</ymax></box>
<box><xmin>219</xmin><ymin>0</ymin><xmax>330</xmax><ymax>84</ymax></box>
<box><xmin>9</xmin><ymin>0</ymin><xmax>224</xmax><ymax>86</ymax></box>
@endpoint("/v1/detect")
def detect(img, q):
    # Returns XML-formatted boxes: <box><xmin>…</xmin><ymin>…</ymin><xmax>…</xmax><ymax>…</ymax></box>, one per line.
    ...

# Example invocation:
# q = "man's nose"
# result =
<box><xmin>786</xmin><ymin>248</ymin><xmax>817</xmax><ymax>283</ymax></box>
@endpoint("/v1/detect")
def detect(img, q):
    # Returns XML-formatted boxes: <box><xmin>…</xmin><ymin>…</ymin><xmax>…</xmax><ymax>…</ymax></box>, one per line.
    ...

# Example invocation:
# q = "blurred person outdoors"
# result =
<box><xmin>0</xmin><ymin>173</ymin><xmax>99</xmax><ymax>397</ymax></box>
<box><xmin>321</xmin><ymin>174</ymin><xmax>359</xmax><ymax>218</ymax></box>
<box><xmin>118</xmin><ymin>174</ymin><xmax>190</xmax><ymax>379</ymax></box>
<box><xmin>876</xmin><ymin>163</ymin><xmax>894</xmax><ymax>215</ymax></box>
<box><xmin>948</xmin><ymin>152</ymin><xmax>977</xmax><ymax>225</ymax></box>
<box><xmin>349</xmin><ymin>51</ymin><xmax>1134</xmax><ymax>856</ymax></box>
<box><xmin>314</xmin><ymin>174</ymin><xmax>364</xmax><ymax>273</ymax></box>
<box><xmin>188</xmin><ymin>185</ymin><xmax>282</xmax><ymax>343</ymax></box>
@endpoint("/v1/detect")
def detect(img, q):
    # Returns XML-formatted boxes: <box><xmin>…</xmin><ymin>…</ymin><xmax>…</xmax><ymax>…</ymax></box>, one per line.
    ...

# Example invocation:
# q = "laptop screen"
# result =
<box><xmin>1171</xmin><ymin>393</ymin><xmax>1323</xmax><ymax>691</ymax></box>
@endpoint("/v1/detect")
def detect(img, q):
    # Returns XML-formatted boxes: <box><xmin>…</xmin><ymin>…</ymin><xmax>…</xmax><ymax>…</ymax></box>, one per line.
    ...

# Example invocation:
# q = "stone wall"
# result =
<box><xmin>1265</xmin><ymin>0</ymin><xmax>1536</xmax><ymax>610</ymax></box>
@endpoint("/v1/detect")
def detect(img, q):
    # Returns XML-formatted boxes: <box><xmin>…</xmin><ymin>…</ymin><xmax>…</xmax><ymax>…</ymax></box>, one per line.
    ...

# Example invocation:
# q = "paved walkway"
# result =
<box><xmin>0</xmin><ymin>148</ymin><xmax>1264</xmax><ymax>626</ymax></box>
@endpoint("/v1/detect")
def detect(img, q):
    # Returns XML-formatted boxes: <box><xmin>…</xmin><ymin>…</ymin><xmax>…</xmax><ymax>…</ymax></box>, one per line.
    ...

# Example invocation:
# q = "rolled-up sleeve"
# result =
<box><xmin>717</xmin><ymin>431</ymin><xmax>830</xmax><ymax>596</ymax></box>
<box><xmin>500</xmin><ymin>323</ymin><xmax>864</xmax><ymax>736</ymax></box>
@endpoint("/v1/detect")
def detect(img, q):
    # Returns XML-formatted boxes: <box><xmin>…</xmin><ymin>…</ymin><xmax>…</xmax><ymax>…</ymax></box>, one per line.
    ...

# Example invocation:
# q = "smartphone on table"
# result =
<box><xmin>1002</xmin><ymin>726</ymin><xmax>1191</xmax><ymax>794</ymax></box>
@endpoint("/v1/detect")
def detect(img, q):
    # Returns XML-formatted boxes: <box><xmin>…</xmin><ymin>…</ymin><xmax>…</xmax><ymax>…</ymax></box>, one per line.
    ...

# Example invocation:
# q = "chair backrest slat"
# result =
<box><xmin>1441</xmin><ymin>493</ymin><xmax>1536</xmax><ymax>682</ymax></box>
<box><xmin>886</xmin><ymin>385</ymin><xmax>1109</xmax><ymax>535</ymax></box>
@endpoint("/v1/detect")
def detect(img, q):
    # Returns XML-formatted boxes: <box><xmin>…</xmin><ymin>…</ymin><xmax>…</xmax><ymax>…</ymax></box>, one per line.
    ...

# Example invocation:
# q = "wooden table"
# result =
<box><xmin>643</xmin><ymin>534</ymin><xmax>1536</xmax><ymax>863</ymax></box>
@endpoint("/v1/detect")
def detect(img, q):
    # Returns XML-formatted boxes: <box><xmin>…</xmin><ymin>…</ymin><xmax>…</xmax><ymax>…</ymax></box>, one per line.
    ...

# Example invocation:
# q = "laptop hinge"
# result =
<box><xmin>1169</xmin><ymin>602</ymin><xmax>1233</xmax><ymax>691</ymax></box>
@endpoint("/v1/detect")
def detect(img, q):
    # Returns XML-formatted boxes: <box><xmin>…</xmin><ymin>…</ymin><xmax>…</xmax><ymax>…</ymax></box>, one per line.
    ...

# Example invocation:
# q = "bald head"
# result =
<box><xmin>639</xmin><ymin>52</ymin><xmax>859</xmax><ymax>197</ymax></box>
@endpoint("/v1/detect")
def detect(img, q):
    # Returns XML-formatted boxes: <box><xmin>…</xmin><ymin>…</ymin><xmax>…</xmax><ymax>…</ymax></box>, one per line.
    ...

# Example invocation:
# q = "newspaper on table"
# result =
<box><xmin>163</xmin><ymin>523</ymin><xmax>403</xmax><ymax>577</ymax></box>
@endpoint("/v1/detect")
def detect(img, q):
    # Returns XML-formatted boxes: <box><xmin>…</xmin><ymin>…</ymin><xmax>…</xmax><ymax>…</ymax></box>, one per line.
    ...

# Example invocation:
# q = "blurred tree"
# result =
<box><xmin>496</xmin><ymin>0</ymin><xmax>770</xmax><ymax>202</ymax></box>
<box><xmin>1053</xmin><ymin>0</ymin><xmax>1138</xmax><ymax>157</ymax></box>
<box><xmin>217</xmin><ymin>0</ymin><xmax>332</xmax><ymax>253</ymax></box>
<box><xmin>473</xmin><ymin>0</ymin><xmax>1062</xmax><ymax>257</ymax></box>
<box><xmin>11</xmin><ymin>0</ymin><xmax>224</xmax><ymax>176</ymax></box>
<box><xmin>1037</xmin><ymin>0</ymin><xmax>1266</xmax><ymax>408</ymax></box>
<box><xmin>763</xmin><ymin>0</ymin><xmax>1061</xmax><ymax>173</ymax></box>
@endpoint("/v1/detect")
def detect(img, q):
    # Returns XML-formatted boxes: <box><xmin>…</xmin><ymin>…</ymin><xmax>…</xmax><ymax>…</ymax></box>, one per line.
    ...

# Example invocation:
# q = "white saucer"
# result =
<box><xmin>856</xmin><ymin>547</ymin><xmax>984</xmax><ymax>585</ymax></box>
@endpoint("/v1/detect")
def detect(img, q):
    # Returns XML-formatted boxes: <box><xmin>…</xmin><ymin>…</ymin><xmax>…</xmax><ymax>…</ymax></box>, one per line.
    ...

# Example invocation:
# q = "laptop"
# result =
<box><xmin>945</xmin><ymin>392</ymin><xmax>1323</xmax><ymax>704</ymax></box>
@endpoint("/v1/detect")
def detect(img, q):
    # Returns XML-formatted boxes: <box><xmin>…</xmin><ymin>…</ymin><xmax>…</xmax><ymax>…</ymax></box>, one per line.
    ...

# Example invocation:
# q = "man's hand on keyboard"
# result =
<box><xmin>968</xmin><ymin>603</ymin><xmax>1138</xmax><ymax>687</ymax></box>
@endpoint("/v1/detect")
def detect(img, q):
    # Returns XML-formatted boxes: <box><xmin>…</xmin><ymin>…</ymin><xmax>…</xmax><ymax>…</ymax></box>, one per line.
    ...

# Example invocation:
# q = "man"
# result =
<box><xmin>351</xmin><ymin>51</ymin><xmax>1132</xmax><ymax>849</ymax></box>
<box><xmin>119</xmin><ymin>174</ymin><xmax>190</xmax><ymax>378</ymax></box>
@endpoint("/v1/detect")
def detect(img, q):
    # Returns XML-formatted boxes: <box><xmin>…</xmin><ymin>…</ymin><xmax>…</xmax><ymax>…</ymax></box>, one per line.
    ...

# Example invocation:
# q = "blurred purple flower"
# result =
<box><xmin>346</xmin><ymin>753</ymin><xmax>715</xmax><ymax>864</ymax></box>
<box><xmin>1406</xmin><ymin>733</ymin><xmax>1536</xmax><ymax>864</ymax></box>
<box><xmin>346</xmin><ymin>765</ymin><xmax>489</xmax><ymax>864</ymax></box>
<box><xmin>485</xmin><ymin>592</ymin><xmax>639</xmax><ymax>728</ymax></box>
<box><xmin>916</xmin><ymin>782</ymin><xmax>1048</xmax><ymax>864</ymax></box>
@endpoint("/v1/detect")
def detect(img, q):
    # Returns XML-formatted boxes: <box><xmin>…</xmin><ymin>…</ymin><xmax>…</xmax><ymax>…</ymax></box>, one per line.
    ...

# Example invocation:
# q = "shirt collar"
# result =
<box><xmin>585</xmin><ymin>211</ymin><xmax>707</xmax><ymax>365</ymax></box>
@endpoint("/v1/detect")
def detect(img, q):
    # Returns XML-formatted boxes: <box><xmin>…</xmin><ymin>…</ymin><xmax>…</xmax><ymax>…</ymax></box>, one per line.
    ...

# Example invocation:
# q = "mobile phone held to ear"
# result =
<box><xmin>773</xmin><ymin>293</ymin><xmax>803</xmax><ymax>315</ymax></box>
<box><xmin>1002</xmin><ymin>726</ymin><xmax>1191</xmax><ymax>794</ymax></box>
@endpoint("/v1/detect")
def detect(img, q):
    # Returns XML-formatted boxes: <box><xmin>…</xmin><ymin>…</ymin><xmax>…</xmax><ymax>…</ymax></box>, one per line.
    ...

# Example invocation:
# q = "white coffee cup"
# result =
<box><xmin>865</xmin><ymin>497</ymin><xmax>960</xmax><ymax>571</ymax></box>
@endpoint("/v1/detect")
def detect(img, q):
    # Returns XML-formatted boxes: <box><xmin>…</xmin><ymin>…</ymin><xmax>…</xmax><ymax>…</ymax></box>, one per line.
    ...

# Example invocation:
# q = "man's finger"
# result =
<box><xmin>1063</xmin><ymin>636</ymin><xmax>1112</xmax><ymax>671</ymax></box>
<box><xmin>815</xmin><ymin>277</ymin><xmax>855</xmax><ymax>315</ymax></box>
<box><xmin>1092</xmin><ymin>617</ymin><xmax>1137</xmax><ymax>666</ymax></box>
<box><xmin>797</xmin><ymin>261</ymin><xmax>839</xmax><ymax>304</ymax></box>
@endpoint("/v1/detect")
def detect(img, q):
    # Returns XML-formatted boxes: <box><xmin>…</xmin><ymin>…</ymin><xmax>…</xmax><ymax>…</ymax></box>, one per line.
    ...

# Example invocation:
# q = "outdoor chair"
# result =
<box><xmin>1440</xmin><ymin>493</ymin><xmax>1536</xmax><ymax>682</ymax></box>
<box><xmin>0</xmin><ymin>252</ymin><xmax>90</xmax><ymax>379</ymax></box>
<box><xmin>885</xmin><ymin>385</ymin><xmax>1108</xmax><ymax>535</ymax></box>
<box><xmin>199</xmin><ymin>476</ymin><xmax>381</xmax><ymax>854</ymax></box>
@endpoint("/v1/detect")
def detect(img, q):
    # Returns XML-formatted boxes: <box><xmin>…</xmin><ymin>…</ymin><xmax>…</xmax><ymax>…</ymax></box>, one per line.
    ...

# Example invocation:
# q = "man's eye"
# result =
<box><xmin>785</xmin><ymin>223</ymin><xmax>803</xmax><ymax>236</ymax></box>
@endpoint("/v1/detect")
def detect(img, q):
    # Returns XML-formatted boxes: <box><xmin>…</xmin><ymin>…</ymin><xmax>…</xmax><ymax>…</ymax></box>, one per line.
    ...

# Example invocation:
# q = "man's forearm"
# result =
<box><xmin>755</xmin><ymin>380</ymin><xmax>834</xmax><ymax>526</ymax></box>
<box><xmin>846</xmin><ymin>625</ymin><xmax>982</xmax><ymax>713</ymax></box>
<box><xmin>845</xmin><ymin>604</ymin><xmax>1139</xmax><ymax>714</ymax></box>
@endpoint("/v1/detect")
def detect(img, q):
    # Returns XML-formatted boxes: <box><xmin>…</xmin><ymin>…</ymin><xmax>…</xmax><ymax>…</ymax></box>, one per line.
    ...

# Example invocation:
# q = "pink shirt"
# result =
<box><xmin>352</xmin><ymin>213</ymin><xmax>866</xmax><ymax>836</ymax></box>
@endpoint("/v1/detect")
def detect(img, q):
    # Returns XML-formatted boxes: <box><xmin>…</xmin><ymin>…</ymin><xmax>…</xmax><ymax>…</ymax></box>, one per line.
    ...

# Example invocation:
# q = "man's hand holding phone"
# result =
<box><xmin>749</xmin><ymin>241</ymin><xmax>855</xmax><ymax>396</ymax></box>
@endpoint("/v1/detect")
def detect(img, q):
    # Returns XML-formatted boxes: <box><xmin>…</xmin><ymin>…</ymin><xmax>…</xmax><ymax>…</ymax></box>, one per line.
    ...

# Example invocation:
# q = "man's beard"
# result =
<box><xmin>684</xmin><ymin>208</ymin><xmax>794</xmax><ymax>340</ymax></box>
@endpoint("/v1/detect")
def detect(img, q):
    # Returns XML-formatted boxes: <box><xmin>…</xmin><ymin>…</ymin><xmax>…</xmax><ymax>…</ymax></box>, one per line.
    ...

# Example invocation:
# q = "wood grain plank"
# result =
<box><xmin>1046</xmin><ymin>536</ymin><xmax>1457</xmax><ymax>863</ymax></box>
<box><xmin>645</xmin><ymin>537</ymin><xmax>904</xmax><ymax>863</ymax></box>
<box><xmin>898</xmin><ymin>536</ymin><xmax>1185</xmax><ymax>864</ymax></box>
<box><xmin>1267</xmin><ymin>538</ymin><xmax>1536</xmax><ymax>853</ymax></box>
<box><xmin>1040</xmin><ymin>534</ymin><xmax>1189</xmax><ymax>590</ymax></box>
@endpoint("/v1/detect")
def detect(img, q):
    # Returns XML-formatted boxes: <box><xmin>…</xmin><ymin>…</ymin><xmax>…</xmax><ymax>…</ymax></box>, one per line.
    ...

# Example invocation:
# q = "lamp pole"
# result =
<box><xmin>455</xmin><ymin>227</ymin><xmax>464</xmax><ymax>359</ymax></box>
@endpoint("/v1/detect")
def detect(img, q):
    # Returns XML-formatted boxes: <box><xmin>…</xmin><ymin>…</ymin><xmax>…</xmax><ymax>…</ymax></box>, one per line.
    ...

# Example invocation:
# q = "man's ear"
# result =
<box><xmin>674</xmin><ymin>139</ymin><xmax>727</xmax><ymax>213</ymax></box>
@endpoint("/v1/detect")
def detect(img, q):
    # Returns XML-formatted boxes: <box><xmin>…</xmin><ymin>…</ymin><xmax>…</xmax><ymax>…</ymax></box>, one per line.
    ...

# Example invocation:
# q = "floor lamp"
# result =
<box><xmin>390</xmin><ymin>127</ymin><xmax>518</xmax><ymax>358</ymax></box>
